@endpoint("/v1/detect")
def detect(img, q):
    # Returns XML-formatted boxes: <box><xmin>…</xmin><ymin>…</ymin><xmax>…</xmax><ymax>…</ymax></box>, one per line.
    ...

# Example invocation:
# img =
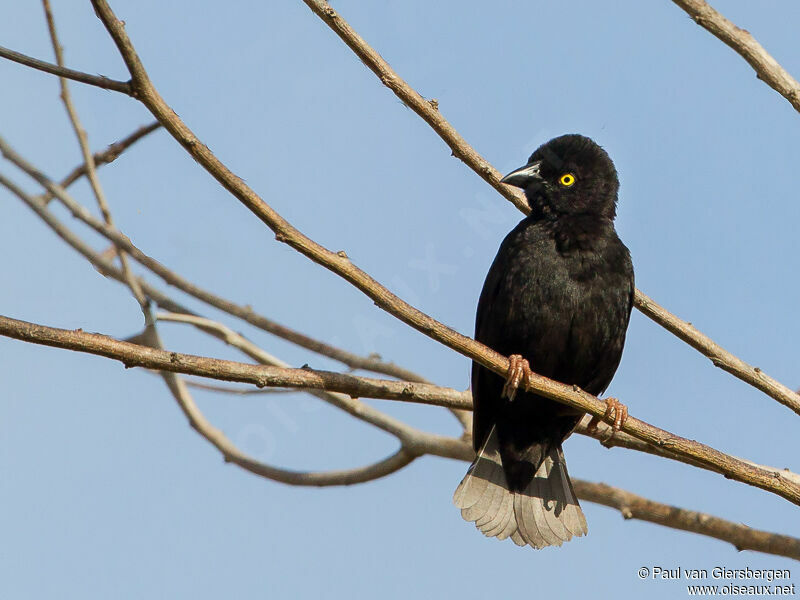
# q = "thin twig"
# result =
<box><xmin>671</xmin><ymin>0</ymin><xmax>800</xmax><ymax>113</ymax></box>
<box><xmin>2</xmin><ymin>170</ymin><xmax>465</xmax><ymax>431</ymax></box>
<box><xmin>575</xmin><ymin>417</ymin><xmax>800</xmax><ymax>487</ymax></box>
<box><xmin>144</xmin><ymin>315</ymin><xmax>422</xmax><ymax>486</ymax></box>
<box><xmin>300</xmin><ymin>2</ymin><xmax>531</xmax><ymax>213</ymax></box>
<box><xmin>181</xmin><ymin>379</ymin><xmax>298</xmax><ymax>395</ymax></box>
<box><xmin>0</xmin><ymin>311</ymin><xmax>470</xmax><ymax>412</ymax></box>
<box><xmin>0</xmin><ymin>44</ymin><xmax>132</xmax><ymax>94</ymax></box>
<box><xmin>1</xmin><ymin>171</ymin><xmax>467</xmax><ymax>463</ymax></box>
<box><xmin>154</xmin><ymin>311</ymin><xmax>464</xmax><ymax>447</ymax></box>
<box><xmin>41</xmin><ymin>0</ymin><xmax>149</xmax><ymax>318</ymax></box>
<box><xmin>634</xmin><ymin>291</ymin><xmax>800</xmax><ymax>415</ymax></box>
<box><xmin>573</xmin><ymin>480</ymin><xmax>800</xmax><ymax>561</ymax></box>
<box><xmin>43</xmin><ymin>121</ymin><xmax>160</xmax><ymax>201</ymax></box>
<box><xmin>0</xmin><ymin>132</ymin><xmax>454</xmax><ymax>393</ymax></box>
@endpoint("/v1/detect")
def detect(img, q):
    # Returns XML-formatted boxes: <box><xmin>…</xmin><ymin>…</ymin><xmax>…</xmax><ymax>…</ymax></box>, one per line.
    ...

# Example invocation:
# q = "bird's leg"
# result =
<box><xmin>586</xmin><ymin>397</ymin><xmax>628</xmax><ymax>436</ymax></box>
<box><xmin>501</xmin><ymin>354</ymin><xmax>532</xmax><ymax>402</ymax></box>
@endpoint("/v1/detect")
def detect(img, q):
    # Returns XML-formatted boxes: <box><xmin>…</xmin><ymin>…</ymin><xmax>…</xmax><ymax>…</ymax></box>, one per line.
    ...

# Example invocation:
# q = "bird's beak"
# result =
<box><xmin>500</xmin><ymin>160</ymin><xmax>543</xmax><ymax>189</ymax></box>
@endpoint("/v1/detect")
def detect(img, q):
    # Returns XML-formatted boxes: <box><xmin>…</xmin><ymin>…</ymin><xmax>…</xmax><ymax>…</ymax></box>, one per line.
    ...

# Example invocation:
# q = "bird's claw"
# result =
<box><xmin>586</xmin><ymin>397</ymin><xmax>628</xmax><ymax>437</ymax></box>
<box><xmin>502</xmin><ymin>354</ymin><xmax>532</xmax><ymax>401</ymax></box>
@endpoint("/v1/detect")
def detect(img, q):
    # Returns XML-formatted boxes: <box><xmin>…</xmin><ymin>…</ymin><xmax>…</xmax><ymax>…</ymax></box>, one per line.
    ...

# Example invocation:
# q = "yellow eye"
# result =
<box><xmin>559</xmin><ymin>173</ymin><xmax>576</xmax><ymax>187</ymax></box>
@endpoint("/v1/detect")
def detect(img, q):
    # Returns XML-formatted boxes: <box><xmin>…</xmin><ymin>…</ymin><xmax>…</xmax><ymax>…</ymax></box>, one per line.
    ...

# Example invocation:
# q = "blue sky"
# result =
<box><xmin>1</xmin><ymin>1</ymin><xmax>799</xmax><ymax>598</ymax></box>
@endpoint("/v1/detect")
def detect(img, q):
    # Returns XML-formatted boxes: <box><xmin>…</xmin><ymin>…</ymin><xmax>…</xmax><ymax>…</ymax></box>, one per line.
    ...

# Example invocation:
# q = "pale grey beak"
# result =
<box><xmin>500</xmin><ymin>160</ymin><xmax>543</xmax><ymax>188</ymax></box>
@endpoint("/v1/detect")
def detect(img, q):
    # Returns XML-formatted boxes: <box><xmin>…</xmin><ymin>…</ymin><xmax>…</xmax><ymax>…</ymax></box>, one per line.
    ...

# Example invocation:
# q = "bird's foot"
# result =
<box><xmin>586</xmin><ymin>397</ymin><xmax>628</xmax><ymax>437</ymax></box>
<box><xmin>502</xmin><ymin>354</ymin><xmax>532</xmax><ymax>402</ymax></box>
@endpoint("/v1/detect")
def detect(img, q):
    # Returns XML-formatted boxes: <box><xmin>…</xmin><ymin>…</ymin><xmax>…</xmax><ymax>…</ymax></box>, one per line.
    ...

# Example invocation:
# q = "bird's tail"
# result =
<box><xmin>453</xmin><ymin>427</ymin><xmax>587</xmax><ymax>549</ymax></box>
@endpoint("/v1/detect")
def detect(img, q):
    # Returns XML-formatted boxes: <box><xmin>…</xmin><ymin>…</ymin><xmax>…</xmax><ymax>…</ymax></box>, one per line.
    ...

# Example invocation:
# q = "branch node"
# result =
<box><xmin>336</xmin><ymin>249</ymin><xmax>349</xmax><ymax>259</ymax></box>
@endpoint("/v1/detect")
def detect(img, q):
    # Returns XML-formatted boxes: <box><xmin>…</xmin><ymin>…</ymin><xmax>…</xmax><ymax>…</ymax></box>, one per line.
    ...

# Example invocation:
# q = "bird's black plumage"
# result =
<box><xmin>454</xmin><ymin>134</ymin><xmax>634</xmax><ymax>548</ymax></box>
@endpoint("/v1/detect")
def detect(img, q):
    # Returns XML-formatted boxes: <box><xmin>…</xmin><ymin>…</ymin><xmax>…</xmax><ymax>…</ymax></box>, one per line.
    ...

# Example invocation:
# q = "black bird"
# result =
<box><xmin>454</xmin><ymin>134</ymin><xmax>634</xmax><ymax>549</ymax></box>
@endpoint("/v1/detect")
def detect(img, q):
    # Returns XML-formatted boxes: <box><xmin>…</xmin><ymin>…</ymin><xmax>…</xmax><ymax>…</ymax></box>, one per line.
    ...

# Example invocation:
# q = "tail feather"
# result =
<box><xmin>533</xmin><ymin>454</ymin><xmax>571</xmax><ymax>545</ymax></box>
<box><xmin>513</xmin><ymin>485</ymin><xmax>547</xmax><ymax>548</ymax></box>
<box><xmin>481</xmin><ymin>492</ymin><xmax>514</xmax><ymax>538</ymax></box>
<box><xmin>453</xmin><ymin>427</ymin><xmax>588</xmax><ymax>549</ymax></box>
<box><xmin>551</xmin><ymin>451</ymin><xmax>588</xmax><ymax>537</ymax></box>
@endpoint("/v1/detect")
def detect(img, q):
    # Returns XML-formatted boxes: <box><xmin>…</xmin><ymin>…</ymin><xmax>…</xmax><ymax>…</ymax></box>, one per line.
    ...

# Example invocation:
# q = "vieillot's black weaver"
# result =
<box><xmin>454</xmin><ymin>134</ymin><xmax>634</xmax><ymax>549</ymax></box>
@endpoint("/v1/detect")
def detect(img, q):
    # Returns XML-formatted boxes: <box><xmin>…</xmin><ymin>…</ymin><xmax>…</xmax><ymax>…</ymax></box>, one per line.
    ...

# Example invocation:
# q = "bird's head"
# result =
<box><xmin>501</xmin><ymin>134</ymin><xmax>619</xmax><ymax>219</ymax></box>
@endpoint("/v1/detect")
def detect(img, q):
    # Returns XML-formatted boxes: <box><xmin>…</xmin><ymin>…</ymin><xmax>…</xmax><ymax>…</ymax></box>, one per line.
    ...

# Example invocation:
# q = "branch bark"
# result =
<box><xmin>0</xmin><ymin>43</ymin><xmax>131</xmax><ymax>94</ymax></box>
<box><xmin>44</xmin><ymin>121</ymin><xmax>160</xmax><ymax>201</ymax></box>
<box><xmin>671</xmin><ymin>0</ymin><xmax>800</xmax><ymax>113</ymax></box>
<box><xmin>41</xmin><ymin>0</ymin><xmax>150</xmax><ymax>319</ymax></box>
<box><xmin>635</xmin><ymin>291</ymin><xmax>800</xmax><ymax>415</ymax></box>
<box><xmin>573</xmin><ymin>481</ymin><xmax>800</xmax><ymax>561</ymax></box>
<box><xmin>0</xmin><ymin>313</ymin><xmax>471</xmax><ymax>412</ymax></box>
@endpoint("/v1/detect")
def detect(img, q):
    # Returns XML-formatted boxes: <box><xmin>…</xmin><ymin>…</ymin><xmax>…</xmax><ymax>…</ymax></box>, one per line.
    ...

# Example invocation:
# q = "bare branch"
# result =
<box><xmin>180</xmin><ymin>379</ymin><xmax>298</xmax><ymax>395</ymax></box>
<box><xmin>142</xmin><ymin>315</ymin><xmax>422</xmax><ymax>487</ymax></box>
<box><xmin>227</xmin><ymin>447</ymin><xmax>417</xmax><ymax>487</ymax></box>
<box><xmin>3</xmin><ymin>172</ymin><xmax>468</xmax><ymax>467</ymax></box>
<box><xmin>45</xmin><ymin>121</ymin><xmax>161</xmax><ymax>200</ymax></box>
<box><xmin>0</xmin><ymin>133</ymin><xmax>440</xmax><ymax>387</ymax></box>
<box><xmin>671</xmin><ymin>0</ymin><xmax>800</xmax><ymax>113</ymax></box>
<box><xmin>573</xmin><ymin>480</ymin><xmax>800</xmax><ymax>561</ymax></box>
<box><xmin>300</xmin><ymin>2</ymin><xmax>531</xmax><ymax>213</ymax></box>
<box><xmin>575</xmin><ymin>417</ymin><xmax>800</xmax><ymax>488</ymax></box>
<box><xmin>153</xmin><ymin>311</ymin><xmax>465</xmax><ymax>447</ymax></box>
<box><xmin>0</xmin><ymin>312</ymin><xmax>471</xmax><ymax>412</ymax></box>
<box><xmin>0</xmin><ymin>43</ymin><xmax>131</xmax><ymax>94</ymax></box>
<box><xmin>2</xmin><ymin>169</ymin><xmax>467</xmax><ymax>440</ymax></box>
<box><xmin>2</xmin><ymin>311</ymin><xmax>799</xmax><ymax>505</ymax></box>
<box><xmin>635</xmin><ymin>291</ymin><xmax>800</xmax><ymax>415</ymax></box>
<box><xmin>41</xmin><ymin>0</ymin><xmax>149</xmax><ymax>318</ymax></box>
